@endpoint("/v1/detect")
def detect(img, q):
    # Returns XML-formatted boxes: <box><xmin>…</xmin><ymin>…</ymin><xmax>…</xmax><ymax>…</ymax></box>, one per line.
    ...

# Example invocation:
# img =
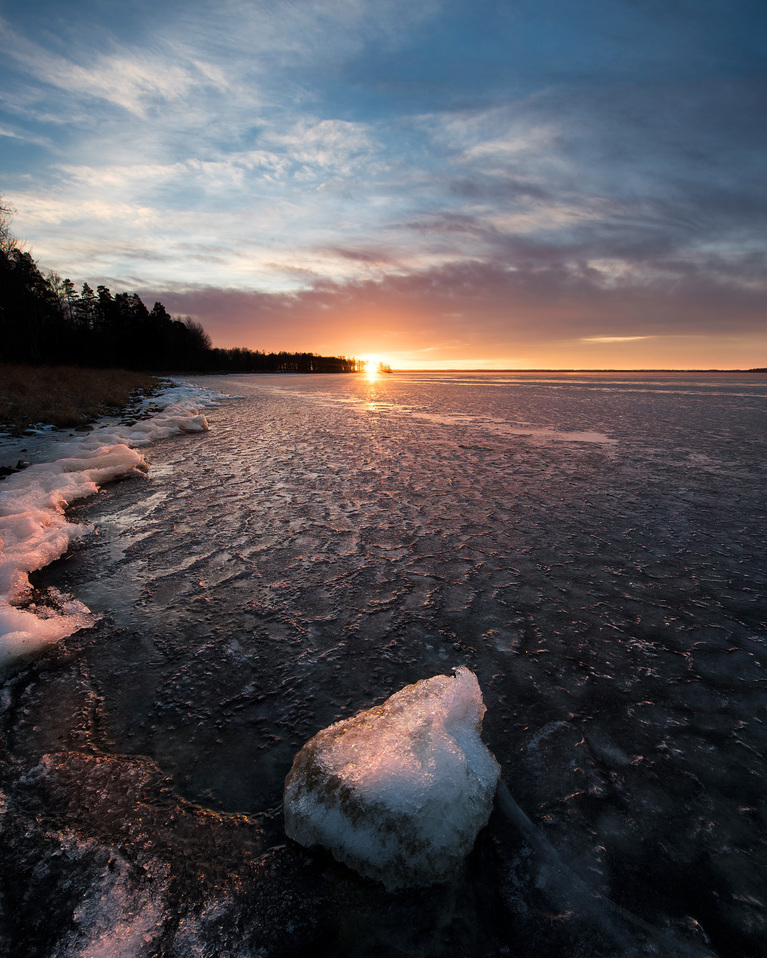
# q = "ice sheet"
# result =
<box><xmin>3</xmin><ymin>370</ymin><xmax>765</xmax><ymax>955</ymax></box>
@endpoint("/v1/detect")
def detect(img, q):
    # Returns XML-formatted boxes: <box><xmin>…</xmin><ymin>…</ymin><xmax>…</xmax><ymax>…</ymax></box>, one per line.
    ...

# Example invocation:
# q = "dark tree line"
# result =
<box><xmin>0</xmin><ymin>199</ymin><xmax>361</xmax><ymax>374</ymax></box>
<box><xmin>0</xmin><ymin>246</ymin><xmax>213</xmax><ymax>370</ymax></box>
<box><xmin>204</xmin><ymin>347</ymin><xmax>363</xmax><ymax>373</ymax></box>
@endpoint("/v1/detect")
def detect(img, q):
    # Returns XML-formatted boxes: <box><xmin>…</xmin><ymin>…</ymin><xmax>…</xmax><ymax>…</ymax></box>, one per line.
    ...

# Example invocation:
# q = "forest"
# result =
<box><xmin>0</xmin><ymin>199</ymin><xmax>362</xmax><ymax>374</ymax></box>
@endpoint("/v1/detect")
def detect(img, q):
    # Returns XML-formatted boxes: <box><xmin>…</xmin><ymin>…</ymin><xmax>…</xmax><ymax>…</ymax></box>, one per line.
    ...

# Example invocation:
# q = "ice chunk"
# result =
<box><xmin>283</xmin><ymin>666</ymin><xmax>500</xmax><ymax>891</ymax></box>
<box><xmin>0</xmin><ymin>595</ymin><xmax>94</xmax><ymax>668</ymax></box>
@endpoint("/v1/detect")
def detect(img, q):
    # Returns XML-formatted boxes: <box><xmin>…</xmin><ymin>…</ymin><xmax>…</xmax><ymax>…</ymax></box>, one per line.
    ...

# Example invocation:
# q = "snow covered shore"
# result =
<box><xmin>0</xmin><ymin>380</ymin><xmax>229</xmax><ymax>668</ymax></box>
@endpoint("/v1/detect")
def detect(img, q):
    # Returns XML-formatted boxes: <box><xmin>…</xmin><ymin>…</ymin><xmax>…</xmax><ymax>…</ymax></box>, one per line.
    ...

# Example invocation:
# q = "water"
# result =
<box><xmin>1</xmin><ymin>371</ymin><xmax>766</xmax><ymax>957</ymax></box>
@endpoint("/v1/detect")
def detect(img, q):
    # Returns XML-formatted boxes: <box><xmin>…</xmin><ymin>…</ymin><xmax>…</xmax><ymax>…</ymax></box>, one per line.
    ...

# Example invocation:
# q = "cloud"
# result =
<box><xmin>0</xmin><ymin>127</ymin><xmax>28</xmax><ymax>142</ymax></box>
<box><xmin>144</xmin><ymin>253</ymin><xmax>767</xmax><ymax>366</ymax></box>
<box><xmin>582</xmin><ymin>336</ymin><xmax>651</xmax><ymax>343</ymax></box>
<box><xmin>2</xmin><ymin>23</ymin><xmax>227</xmax><ymax>120</ymax></box>
<box><xmin>51</xmin><ymin>53</ymin><xmax>225</xmax><ymax>117</ymax></box>
<box><xmin>265</xmin><ymin>118</ymin><xmax>376</xmax><ymax>173</ymax></box>
<box><xmin>2</xmin><ymin>0</ymin><xmax>765</xmax><ymax>369</ymax></box>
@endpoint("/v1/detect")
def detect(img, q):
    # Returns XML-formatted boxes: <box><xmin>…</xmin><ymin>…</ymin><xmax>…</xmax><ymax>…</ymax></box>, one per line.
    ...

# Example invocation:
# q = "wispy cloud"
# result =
<box><xmin>46</xmin><ymin>52</ymin><xmax>226</xmax><ymax>117</ymax></box>
<box><xmin>582</xmin><ymin>336</ymin><xmax>651</xmax><ymax>343</ymax></box>
<box><xmin>2</xmin><ymin>23</ymin><xmax>227</xmax><ymax>120</ymax></box>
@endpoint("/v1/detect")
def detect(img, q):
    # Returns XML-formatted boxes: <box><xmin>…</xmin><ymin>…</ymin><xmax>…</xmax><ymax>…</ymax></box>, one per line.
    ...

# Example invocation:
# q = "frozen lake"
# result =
<box><xmin>2</xmin><ymin>370</ymin><xmax>766</xmax><ymax>956</ymax></box>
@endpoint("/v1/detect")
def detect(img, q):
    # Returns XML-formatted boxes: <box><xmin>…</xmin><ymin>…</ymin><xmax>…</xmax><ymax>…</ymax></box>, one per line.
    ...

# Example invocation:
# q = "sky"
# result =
<box><xmin>1</xmin><ymin>0</ymin><xmax>765</xmax><ymax>369</ymax></box>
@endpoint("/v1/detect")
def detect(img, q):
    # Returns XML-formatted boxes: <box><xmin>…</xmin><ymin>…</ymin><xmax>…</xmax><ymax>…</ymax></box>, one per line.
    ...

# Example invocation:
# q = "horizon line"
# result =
<box><xmin>372</xmin><ymin>367</ymin><xmax>767</xmax><ymax>373</ymax></box>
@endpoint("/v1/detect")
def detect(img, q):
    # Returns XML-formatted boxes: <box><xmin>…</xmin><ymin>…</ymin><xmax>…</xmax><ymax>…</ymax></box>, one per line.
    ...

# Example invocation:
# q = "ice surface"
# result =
<box><xmin>3</xmin><ymin>371</ymin><xmax>766</xmax><ymax>954</ymax></box>
<box><xmin>0</xmin><ymin>381</ymin><xmax>227</xmax><ymax>668</ymax></box>
<box><xmin>283</xmin><ymin>666</ymin><xmax>500</xmax><ymax>891</ymax></box>
<box><xmin>50</xmin><ymin>833</ymin><xmax>169</xmax><ymax>958</ymax></box>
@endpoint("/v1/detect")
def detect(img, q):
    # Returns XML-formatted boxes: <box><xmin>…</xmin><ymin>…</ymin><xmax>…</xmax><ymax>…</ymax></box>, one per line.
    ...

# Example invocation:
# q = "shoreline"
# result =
<box><xmin>0</xmin><ymin>364</ymin><xmax>162</xmax><ymax>434</ymax></box>
<box><xmin>0</xmin><ymin>365</ymin><xmax>167</xmax><ymax>473</ymax></box>
<box><xmin>0</xmin><ymin>377</ymin><xmax>223</xmax><ymax>670</ymax></box>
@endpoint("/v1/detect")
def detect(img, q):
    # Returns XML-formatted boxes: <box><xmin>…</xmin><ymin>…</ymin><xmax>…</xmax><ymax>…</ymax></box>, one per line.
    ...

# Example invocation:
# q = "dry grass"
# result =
<box><xmin>0</xmin><ymin>365</ymin><xmax>161</xmax><ymax>431</ymax></box>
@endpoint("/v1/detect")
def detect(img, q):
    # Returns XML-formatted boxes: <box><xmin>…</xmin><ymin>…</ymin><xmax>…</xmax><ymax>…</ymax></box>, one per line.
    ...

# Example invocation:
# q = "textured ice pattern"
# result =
<box><xmin>284</xmin><ymin>666</ymin><xmax>500</xmax><ymax>889</ymax></box>
<box><xmin>2</xmin><ymin>371</ymin><xmax>766</xmax><ymax>956</ymax></box>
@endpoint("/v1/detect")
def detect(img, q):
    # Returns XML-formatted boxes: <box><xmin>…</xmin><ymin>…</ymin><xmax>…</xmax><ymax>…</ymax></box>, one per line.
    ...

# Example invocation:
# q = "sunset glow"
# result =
<box><xmin>362</xmin><ymin>355</ymin><xmax>386</xmax><ymax>378</ymax></box>
<box><xmin>0</xmin><ymin>1</ymin><xmax>764</xmax><ymax>369</ymax></box>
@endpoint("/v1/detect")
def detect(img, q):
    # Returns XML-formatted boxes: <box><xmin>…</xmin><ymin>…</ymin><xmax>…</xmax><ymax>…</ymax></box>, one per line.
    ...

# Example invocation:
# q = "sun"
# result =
<box><xmin>363</xmin><ymin>354</ymin><xmax>392</xmax><ymax>379</ymax></box>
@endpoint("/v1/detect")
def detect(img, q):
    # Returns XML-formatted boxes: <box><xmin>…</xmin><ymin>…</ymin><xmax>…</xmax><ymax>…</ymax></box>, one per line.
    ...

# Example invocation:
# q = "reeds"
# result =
<box><xmin>0</xmin><ymin>365</ymin><xmax>160</xmax><ymax>431</ymax></box>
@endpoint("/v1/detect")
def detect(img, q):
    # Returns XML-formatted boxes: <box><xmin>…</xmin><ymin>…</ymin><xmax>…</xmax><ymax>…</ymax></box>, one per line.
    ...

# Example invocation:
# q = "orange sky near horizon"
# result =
<box><xmin>161</xmin><ymin>285</ymin><xmax>765</xmax><ymax>372</ymax></box>
<box><xmin>355</xmin><ymin>335</ymin><xmax>767</xmax><ymax>371</ymax></box>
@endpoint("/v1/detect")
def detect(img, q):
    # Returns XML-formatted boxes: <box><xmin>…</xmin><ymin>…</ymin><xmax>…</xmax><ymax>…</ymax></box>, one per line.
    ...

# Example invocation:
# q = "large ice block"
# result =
<box><xmin>284</xmin><ymin>666</ymin><xmax>500</xmax><ymax>891</ymax></box>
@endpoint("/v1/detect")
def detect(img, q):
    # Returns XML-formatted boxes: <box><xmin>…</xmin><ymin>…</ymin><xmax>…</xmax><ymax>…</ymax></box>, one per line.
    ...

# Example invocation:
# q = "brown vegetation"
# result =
<box><xmin>0</xmin><ymin>365</ymin><xmax>160</xmax><ymax>431</ymax></box>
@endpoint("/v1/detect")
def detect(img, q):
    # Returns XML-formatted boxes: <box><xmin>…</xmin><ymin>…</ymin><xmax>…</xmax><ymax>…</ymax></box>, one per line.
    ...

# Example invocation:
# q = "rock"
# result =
<box><xmin>283</xmin><ymin>667</ymin><xmax>500</xmax><ymax>891</ymax></box>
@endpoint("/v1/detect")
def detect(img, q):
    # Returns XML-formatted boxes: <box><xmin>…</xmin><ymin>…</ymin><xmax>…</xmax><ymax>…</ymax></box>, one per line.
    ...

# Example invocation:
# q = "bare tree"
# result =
<box><xmin>0</xmin><ymin>194</ymin><xmax>17</xmax><ymax>254</ymax></box>
<box><xmin>180</xmin><ymin>315</ymin><xmax>213</xmax><ymax>351</ymax></box>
